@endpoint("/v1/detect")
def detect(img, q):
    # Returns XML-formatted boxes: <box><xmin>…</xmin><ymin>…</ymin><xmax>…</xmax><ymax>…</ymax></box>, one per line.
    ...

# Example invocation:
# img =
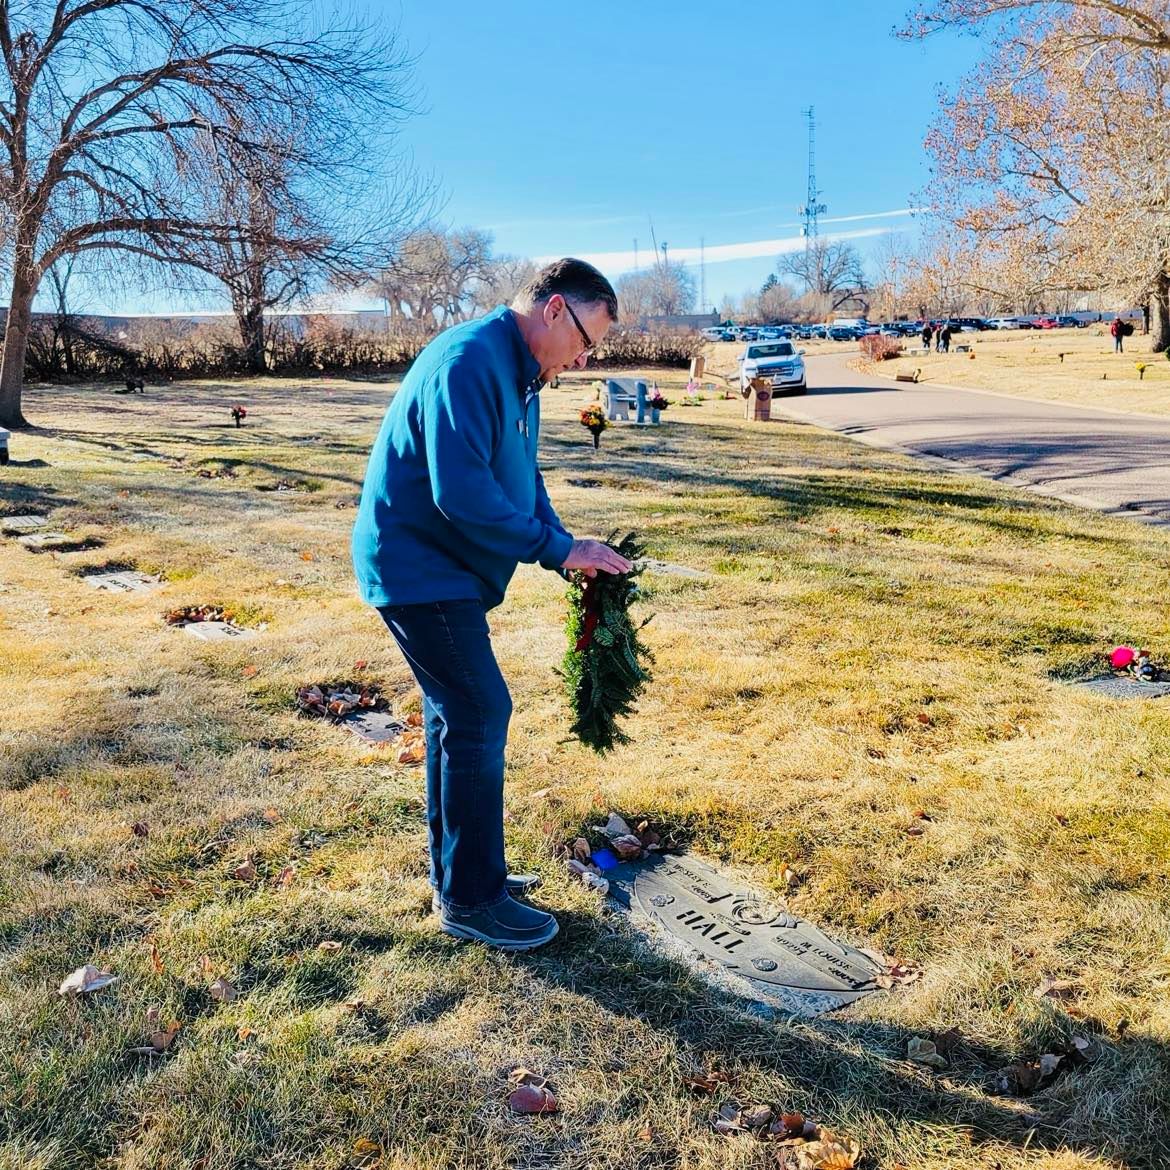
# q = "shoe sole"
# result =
<box><xmin>440</xmin><ymin>917</ymin><xmax>559</xmax><ymax>951</ymax></box>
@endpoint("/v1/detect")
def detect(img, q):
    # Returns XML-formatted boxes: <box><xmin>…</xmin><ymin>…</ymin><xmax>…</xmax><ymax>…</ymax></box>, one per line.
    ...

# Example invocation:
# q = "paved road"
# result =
<box><xmin>771</xmin><ymin>353</ymin><xmax>1170</xmax><ymax>527</ymax></box>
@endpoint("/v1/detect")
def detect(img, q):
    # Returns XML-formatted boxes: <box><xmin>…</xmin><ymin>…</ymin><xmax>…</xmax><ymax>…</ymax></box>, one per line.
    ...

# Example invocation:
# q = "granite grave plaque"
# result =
<box><xmin>640</xmin><ymin>559</ymin><xmax>709</xmax><ymax>580</ymax></box>
<box><xmin>82</xmin><ymin>570</ymin><xmax>160</xmax><ymax>593</ymax></box>
<box><xmin>1075</xmin><ymin>674</ymin><xmax>1170</xmax><ymax>700</ymax></box>
<box><xmin>0</xmin><ymin>515</ymin><xmax>48</xmax><ymax>534</ymax></box>
<box><xmin>608</xmin><ymin>853</ymin><xmax>884</xmax><ymax>1016</ymax></box>
<box><xmin>341</xmin><ymin>711</ymin><xmax>406</xmax><ymax>745</ymax></box>
<box><xmin>16</xmin><ymin>531</ymin><xmax>74</xmax><ymax>549</ymax></box>
<box><xmin>181</xmin><ymin>621</ymin><xmax>256</xmax><ymax>642</ymax></box>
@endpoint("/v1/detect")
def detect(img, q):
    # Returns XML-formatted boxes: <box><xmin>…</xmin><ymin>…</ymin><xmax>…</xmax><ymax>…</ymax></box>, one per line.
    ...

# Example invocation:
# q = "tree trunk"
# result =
<box><xmin>1151</xmin><ymin>271</ymin><xmax>1170</xmax><ymax>354</ymax></box>
<box><xmin>235</xmin><ymin>301</ymin><xmax>267</xmax><ymax>374</ymax></box>
<box><xmin>0</xmin><ymin>265</ymin><xmax>37</xmax><ymax>429</ymax></box>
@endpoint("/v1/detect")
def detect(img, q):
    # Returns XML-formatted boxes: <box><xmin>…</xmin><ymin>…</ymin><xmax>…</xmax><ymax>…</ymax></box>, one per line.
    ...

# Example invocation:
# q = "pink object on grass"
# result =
<box><xmin>1110</xmin><ymin>646</ymin><xmax>1136</xmax><ymax>669</ymax></box>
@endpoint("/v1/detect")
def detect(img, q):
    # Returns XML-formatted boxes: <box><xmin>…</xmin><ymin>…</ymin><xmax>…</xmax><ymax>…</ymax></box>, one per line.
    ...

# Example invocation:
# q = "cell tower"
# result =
<box><xmin>798</xmin><ymin>106</ymin><xmax>827</xmax><ymax>247</ymax></box>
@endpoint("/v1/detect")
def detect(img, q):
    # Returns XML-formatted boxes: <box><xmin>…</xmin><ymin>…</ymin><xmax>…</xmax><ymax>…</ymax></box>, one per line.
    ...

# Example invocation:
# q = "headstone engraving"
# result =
<box><xmin>341</xmin><ymin>711</ymin><xmax>406</xmax><ymax>745</ymax></box>
<box><xmin>82</xmin><ymin>570</ymin><xmax>161</xmax><ymax>593</ymax></box>
<box><xmin>608</xmin><ymin>854</ymin><xmax>884</xmax><ymax>1015</ymax></box>
<box><xmin>0</xmin><ymin>515</ymin><xmax>48</xmax><ymax>534</ymax></box>
<box><xmin>181</xmin><ymin>621</ymin><xmax>256</xmax><ymax>642</ymax></box>
<box><xmin>1074</xmin><ymin>674</ymin><xmax>1170</xmax><ymax>700</ymax></box>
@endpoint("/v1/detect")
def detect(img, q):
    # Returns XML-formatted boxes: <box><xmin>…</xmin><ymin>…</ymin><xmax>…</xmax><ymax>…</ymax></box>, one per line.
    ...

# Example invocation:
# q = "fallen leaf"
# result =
<box><xmin>149</xmin><ymin>941</ymin><xmax>165</xmax><ymax>975</ymax></box>
<box><xmin>146</xmin><ymin>1006</ymin><xmax>160</xmax><ymax>1025</ymax></box>
<box><xmin>638</xmin><ymin>1123</ymin><xmax>653</xmax><ymax>1142</ymax></box>
<box><xmin>406</xmin><ymin>711</ymin><xmax>424</xmax><ymax>727</ymax></box>
<box><xmin>241</xmin><ymin>665</ymin><xmax>259</xmax><ymax>679</ymax></box>
<box><xmin>232</xmin><ymin>859</ymin><xmax>257</xmax><ymax>882</ymax></box>
<box><xmin>781</xmin><ymin>864</ymin><xmax>799</xmax><ymax>887</ymax></box>
<box><xmin>397</xmin><ymin>742</ymin><xmax>425</xmax><ymax>765</ymax></box>
<box><xmin>209</xmin><ymin>977</ymin><xmax>237</xmax><ymax>1003</ymax></box>
<box><xmin>317</xmin><ymin>940</ymin><xmax>343</xmax><ymax>952</ymax></box>
<box><xmin>740</xmin><ymin>1104</ymin><xmax>774</xmax><ymax>1129</ymax></box>
<box><xmin>354</xmin><ymin>659</ymin><xmax>369</xmax><ymax>670</ymax></box>
<box><xmin>198</xmin><ymin>954</ymin><xmax>215</xmax><ymax>977</ymax></box>
<box><xmin>131</xmin><ymin>821</ymin><xmax>150</xmax><ymax>838</ymax></box>
<box><xmin>237</xmin><ymin>1025</ymin><xmax>258</xmax><ymax>1041</ymax></box>
<box><xmin>350</xmin><ymin>1138</ymin><xmax>382</xmax><ymax>1166</ymax></box>
<box><xmin>1034</xmin><ymin>976</ymin><xmax>1079</xmax><ymax>1002</ymax></box>
<box><xmin>682</xmin><ymin>1070</ymin><xmax>730</xmax><ymax>1094</ymax></box>
<box><xmin>572</xmin><ymin>837</ymin><xmax>592</xmax><ymax>863</ymax></box>
<box><xmin>770</xmin><ymin>1111</ymin><xmax>806</xmax><ymax>1139</ymax></box>
<box><xmin>794</xmin><ymin>1132</ymin><xmax>861</xmax><ymax>1170</ymax></box>
<box><xmin>274</xmin><ymin>866</ymin><xmax>296</xmax><ymax>888</ymax></box>
<box><xmin>262</xmin><ymin>807</ymin><xmax>281</xmax><ymax>823</ymax></box>
<box><xmin>300</xmin><ymin>551</ymin><xmax>314</xmax><ymax>561</ymax></box>
<box><xmin>507</xmin><ymin>1083</ymin><xmax>558</xmax><ymax>1114</ymax></box>
<box><xmin>915</xmin><ymin>712</ymin><xmax>934</xmax><ymax>726</ymax></box>
<box><xmin>508</xmin><ymin>1067</ymin><xmax>545</xmax><ymax>1086</ymax></box>
<box><xmin>59</xmin><ymin>964</ymin><xmax>118</xmax><ymax>997</ymax></box>
<box><xmin>906</xmin><ymin>1037</ymin><xmax>947</xmax><ymax>1069</ymax></box>
<box><xmin>148</xmin><ymin>1022</ymin><xmax>181</xmax><ymax>1053</ymax></box>
<box><xmin>905</xmin><ymin>825</ymin><xmax>926</xmax><ymax>836</ymax></box>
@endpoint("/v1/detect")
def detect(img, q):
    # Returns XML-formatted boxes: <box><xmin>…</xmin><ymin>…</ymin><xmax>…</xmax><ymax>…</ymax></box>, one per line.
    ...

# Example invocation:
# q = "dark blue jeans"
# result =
<box><xmin>378</xmin><ymin>600</ymin><xmax>512</xmax><ymax>911</ymax></box>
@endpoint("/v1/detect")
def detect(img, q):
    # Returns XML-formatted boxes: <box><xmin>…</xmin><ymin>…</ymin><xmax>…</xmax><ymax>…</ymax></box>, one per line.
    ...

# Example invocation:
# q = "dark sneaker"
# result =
<box><xmin>431</xmin><ymin>873</ymin><xmax>540</xmax><ymax>915</ymax></box>
<box><xmin>440</xmin><ymin>896</ymin><xmax>559</xmax><ymax>951</ymax></box>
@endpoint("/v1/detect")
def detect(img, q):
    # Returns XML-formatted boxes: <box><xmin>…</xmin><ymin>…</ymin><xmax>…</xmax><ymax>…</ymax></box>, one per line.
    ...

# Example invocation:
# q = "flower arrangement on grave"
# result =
<box><xmin>231</xmin><ymin>405</ymin><xmax>247</xmax><ymax>428</ymax></box>
<box><xmin>580</xmin><ymin>402</ymin><xmax>608</xmax><ymax>449</ymax></box>
<box><xmin>1109</xmin><ymin>645</ymin><xmax>1162</xmax><ymax>682</ymax></box>
<box><xmin>560</xmin><ymin>532</ymin><xmax>653</xmax><ymax>752</ymax></box>
<box><xmin>164</xmin><ymin>604</ymin><xmax>238</xmax><ymax>627</ymax></box>
<box><xmin>649</xmin><ymin>388</ymin><xmax>671</xmax><ymax>412</ymax></box>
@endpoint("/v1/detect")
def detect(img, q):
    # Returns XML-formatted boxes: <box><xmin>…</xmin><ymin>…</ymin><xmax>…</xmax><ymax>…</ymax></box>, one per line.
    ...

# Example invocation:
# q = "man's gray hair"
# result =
<box><xmin>514</xmin><ymin>258</ymin><xmax>618</xmax><ymax>322</ymax></box>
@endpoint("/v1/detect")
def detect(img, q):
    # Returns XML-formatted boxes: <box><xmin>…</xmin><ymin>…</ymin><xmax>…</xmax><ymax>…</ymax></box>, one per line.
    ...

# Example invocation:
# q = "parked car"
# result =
<box><xmin>1055</xmin><ymin>315</ymin><xmax>1083</xmax><ymax>328</ymax></box>
<box><xmin>1033</xmin><ymin>316</ymin><xmax>1059</xmax><ymax>329</ymax></box>
<box><xmin>986</xmin><ymin>317</ymin><xmax>1019</xmax><ymax>329</ymax></box>
<box><xmin>738</xmin><ymin>340</ymin><xmax>807</xmax><ymax>394</ymax></box>
<box><xmin>827</xmin><ymin>325</ymin><xmax>860</xmax><ymax>341</ymax></box>
<box><xmin>700</xmin><ymin>326</ymin><xmax>726</xmax><ymax>342</ymax></box>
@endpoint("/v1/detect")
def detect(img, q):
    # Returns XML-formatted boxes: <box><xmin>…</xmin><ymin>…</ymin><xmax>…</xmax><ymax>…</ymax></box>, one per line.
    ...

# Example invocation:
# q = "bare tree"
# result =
<box><xmin>0</xmin><ymin>0</ymin><xmax>416</xmax><ymax>427</ymax></box>
<box><xmin>904</xmin><ymin>0</ymin><xmax>1170</xmax><ymax>348</ymax></box>
<box><xmin>159</xmin><ymin>122</ymin><xmax>425</xmax><ymax>373</ymax></box>
<box><xmin>369</xmin><ymin>226</ymin><xmax>494</xmax><ymax>332</ymax></box>
<box><xmin>778</xmin><ymin>240</ymin><xmax>867</xmax><ymax>310</ymax></box>
<box><xmin>469</xmin><ymin>253</ymin><xmax>537</xmax><ymax>317</ymax></box>
<box><xmin>616</xmin><ymin>260</ymin><xmax>696</xmax><ymax>321</ymax></box>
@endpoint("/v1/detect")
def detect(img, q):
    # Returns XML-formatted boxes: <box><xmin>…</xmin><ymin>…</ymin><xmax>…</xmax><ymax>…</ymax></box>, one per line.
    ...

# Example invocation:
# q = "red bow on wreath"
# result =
<box><xmin>575</xmin><ymin>576</ymin><xmax>602</xmax><ymax>650</ymax></box>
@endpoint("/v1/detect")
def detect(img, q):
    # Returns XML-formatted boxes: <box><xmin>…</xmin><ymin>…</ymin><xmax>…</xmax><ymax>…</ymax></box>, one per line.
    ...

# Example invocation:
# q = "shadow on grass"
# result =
<box><xmin>524</xmin><ymin>908</ymin><xmax>1166</xmax><ymax>1168</ymax></box>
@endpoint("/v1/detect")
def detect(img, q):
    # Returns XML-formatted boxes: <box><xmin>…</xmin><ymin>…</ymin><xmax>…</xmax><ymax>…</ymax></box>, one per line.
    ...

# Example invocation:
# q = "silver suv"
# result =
<box><xmin>739</xmin><ymin>340</ymin><xmax>807</xmax><ymax>394</ymax></box>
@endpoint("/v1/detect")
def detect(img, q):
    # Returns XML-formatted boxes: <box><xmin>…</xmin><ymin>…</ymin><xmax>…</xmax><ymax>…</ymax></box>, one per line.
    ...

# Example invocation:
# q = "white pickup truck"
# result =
<box><xmin>738</xmin><ymin>340</ymin><xmax>807</xmax><ymax>394</ymax></box>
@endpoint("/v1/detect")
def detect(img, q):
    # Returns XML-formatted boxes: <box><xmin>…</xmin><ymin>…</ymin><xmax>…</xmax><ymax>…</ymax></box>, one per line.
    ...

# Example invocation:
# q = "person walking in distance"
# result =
<box><xmin>352</xmin><ymin>258</ymin><xmax>631</xmax><ymax>951</ymax></box>
<box><xmin>939</xmin><ymin>324</ymin><xmax>952</xmax><ymax>353</ymax></box>
<box><xmin>1111</xmin><ymin>316</ymin><xmax>1124</xmax><ymax>353</ymax></box>
<box><xmin>922</xmin><ymin>321</ymin><xmax>934</xmax><ymax>351</ymax></box>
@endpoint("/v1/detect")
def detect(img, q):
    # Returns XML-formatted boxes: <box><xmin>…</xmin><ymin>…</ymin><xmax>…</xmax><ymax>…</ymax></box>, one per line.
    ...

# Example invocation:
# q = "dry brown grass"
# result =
<box><xmin>2</xmin><ymin>370</ymin><xmax>1169</xmax><ymax>1169</ymax></box>
<box><xmin>868</xmin><ymin>328</ymin><xmax>1170</xmax><ymax>417</ymax></box>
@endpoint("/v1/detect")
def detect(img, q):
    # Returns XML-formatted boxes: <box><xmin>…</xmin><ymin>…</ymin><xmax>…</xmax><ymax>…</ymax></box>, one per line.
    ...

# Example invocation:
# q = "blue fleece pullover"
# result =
<box><xmin>352</xmin><ymin>306</ymin><xmax>574</xmax><ymax>611</ymax></box>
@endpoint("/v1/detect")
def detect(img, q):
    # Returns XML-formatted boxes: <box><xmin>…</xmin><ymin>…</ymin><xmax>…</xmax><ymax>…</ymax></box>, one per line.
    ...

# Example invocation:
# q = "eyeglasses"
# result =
<box><xmin>561</xmin><ymin>297</ymin><xmax>596</xmax><ymax>356</ymax></box>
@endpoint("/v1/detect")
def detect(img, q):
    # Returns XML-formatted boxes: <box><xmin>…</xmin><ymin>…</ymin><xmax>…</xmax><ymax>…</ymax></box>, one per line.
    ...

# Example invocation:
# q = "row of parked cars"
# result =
<box><xmin>704</xmin><ymin>315</ymin><xmax>1105</xmax><ymax>345</ymax></box>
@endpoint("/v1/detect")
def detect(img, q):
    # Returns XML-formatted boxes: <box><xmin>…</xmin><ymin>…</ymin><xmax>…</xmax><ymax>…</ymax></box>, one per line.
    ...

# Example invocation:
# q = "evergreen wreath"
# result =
<box><xmin>560</xmin><ymin>532</ymin><xmax>653</xmax><ymax>752</ymax></box>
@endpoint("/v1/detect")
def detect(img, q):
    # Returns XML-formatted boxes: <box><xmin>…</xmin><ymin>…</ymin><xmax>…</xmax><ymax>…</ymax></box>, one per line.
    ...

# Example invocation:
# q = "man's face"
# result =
<box><xmin>539</xmin><ymin>294</ymin><xmax>613</xmax><ymax>382</ymax></box>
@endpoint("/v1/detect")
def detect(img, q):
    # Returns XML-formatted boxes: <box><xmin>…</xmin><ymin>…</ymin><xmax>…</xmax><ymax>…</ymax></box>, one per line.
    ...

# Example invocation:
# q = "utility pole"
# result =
<box><xmin>660</xmin><ymin>241</ymin><xmax>668</xmax><ymax>268</ymax></box>
<box><xmin>798</xmin><ymin>105</ymin><xmax>827</xmax><ymax>252</ymax></box>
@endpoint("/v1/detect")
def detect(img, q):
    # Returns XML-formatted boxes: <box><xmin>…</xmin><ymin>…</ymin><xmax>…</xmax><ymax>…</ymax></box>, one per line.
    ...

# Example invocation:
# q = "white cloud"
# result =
<box><xmin>538</xmin><ymin>226</ymin><xmax>899</xmax><ymax>275</ymax></box>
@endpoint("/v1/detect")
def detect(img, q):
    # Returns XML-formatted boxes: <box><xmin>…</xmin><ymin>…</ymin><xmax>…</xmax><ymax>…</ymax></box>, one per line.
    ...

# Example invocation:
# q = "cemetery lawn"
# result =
<box><xmin>867</xmin><ymin>329</ymin><xmax>1170</xmax><ymax>418</ymax></box>
<box><xmin>3</xmin><ymin>372</ymin><xmax>1170</xmax><ymax>1170</ymax></box>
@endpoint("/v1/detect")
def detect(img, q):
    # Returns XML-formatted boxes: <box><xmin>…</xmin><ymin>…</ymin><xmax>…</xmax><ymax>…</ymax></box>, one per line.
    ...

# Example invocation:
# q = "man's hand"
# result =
<box><xmin>562</xmin><ymin>538</ymin><xmax>633</xmax><ymax>578</ymax></box>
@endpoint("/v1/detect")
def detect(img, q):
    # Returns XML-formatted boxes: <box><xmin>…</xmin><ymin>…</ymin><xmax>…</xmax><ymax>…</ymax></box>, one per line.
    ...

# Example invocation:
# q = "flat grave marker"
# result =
<box><xmin>82</xmin><ymin>570</ymin><xmax>161</xmax><ymax>593</ymax></box>
<box><xmin>181</xmin><ymin>621</ymin><xmax>257</xmax><ymax>642</ymax></box>
<box><xmin>1073</xmin><ymin>674</ymin><xmax>1170</xmax><ymax>700</ymax></box>
<box><xmin>16</xmin><ymin>531</ymin><xmax>74</xmax><ymax>550</ymax></box>
<box><xmin>608</xmin><ymin>853</ymin><xmax>884</xmax><ymax>1016</ymax></box>
<box><xmin>341</xmin><ymin>710</ymin><xmax>406</xmax><ymax>745</ymax></box>
<box><xmin>0</xmin><ymin>515</ymin><xmax>48</xmax><ymax>534</ymax></box>
<box><xmin>640</xmin><ymin>558</ymin><xmax>709</xmax><ymax>580</ymax></box>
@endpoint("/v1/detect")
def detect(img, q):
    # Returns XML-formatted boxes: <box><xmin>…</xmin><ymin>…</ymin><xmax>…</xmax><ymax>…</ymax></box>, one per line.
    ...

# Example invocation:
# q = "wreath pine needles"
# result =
<box><xmin>561</xmin><ymin>532</ymin><xmax>653</xmax><ymax>753</ymax></box>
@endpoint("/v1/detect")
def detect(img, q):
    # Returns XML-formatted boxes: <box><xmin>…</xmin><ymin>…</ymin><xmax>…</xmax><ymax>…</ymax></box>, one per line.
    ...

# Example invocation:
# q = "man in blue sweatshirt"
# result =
<box><xmin>353</xmin><ymin>258</ymin><xmax>630</xmax><ymax>950</ymax></box>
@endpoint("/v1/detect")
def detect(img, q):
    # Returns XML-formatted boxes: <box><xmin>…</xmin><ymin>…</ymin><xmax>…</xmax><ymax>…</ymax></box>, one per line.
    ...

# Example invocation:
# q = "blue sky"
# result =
<box><xmin>374</xmin><ymin>0</ymin><xmax>985</xmax><ymax>310</ymax></box>
<box><xmin>61</xmin><ymin>1</ymin><xmax>986</xmax><ymax>315</ymax></box>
